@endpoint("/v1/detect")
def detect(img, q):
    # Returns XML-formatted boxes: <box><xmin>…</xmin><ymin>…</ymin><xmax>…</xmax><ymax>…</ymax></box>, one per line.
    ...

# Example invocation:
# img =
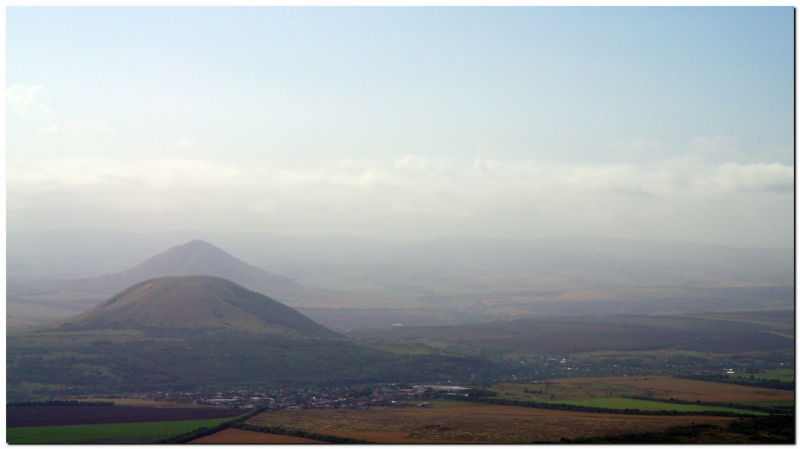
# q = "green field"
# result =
<box><xmin>544</xmin><ymin>397</ymin><xmax>765</xmax><ymax>415</ymax></box>
<box><xmin>759</xmin><ymin>369</ymin><xmax>793</xmax><ymax>382</ymax></box>
<box><xmin>721</xmin><ymin>368</ymin><xmax>795</xmax><ymax>385</ymax></box>
<box><xmin>7</xmin><ymin>418</ymin><xmax>231</xmax><ymax>444</ymax></box>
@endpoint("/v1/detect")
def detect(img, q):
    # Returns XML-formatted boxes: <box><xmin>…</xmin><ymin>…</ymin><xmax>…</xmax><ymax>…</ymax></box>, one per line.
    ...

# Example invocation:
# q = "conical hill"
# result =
<box><xmin>60</xmin><ymin>275</ymin><xmax>337</xmax><ymax>337</ymax></box>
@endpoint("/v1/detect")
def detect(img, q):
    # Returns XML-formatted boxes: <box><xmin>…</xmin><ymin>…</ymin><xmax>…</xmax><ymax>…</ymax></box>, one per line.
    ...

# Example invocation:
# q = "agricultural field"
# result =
<box><xmin>490</xmin><ymin>376</ymin><xmax>794</xmax><ymax>404</ymax></box>
<box><xmin>725</xmin><ymin>368</ymin><xmax>795</xmax><ymax>383</ymax></box>
<box><xmin>566</xmin><ymin>348</ymin><xmax>794</xmax><ymax>365</ymax></box>
<box><xmin>690</xmin><ymin>311</ymin><xmax>794</xmax><ymax>338</ymax></box>
<box><xmin>6</xmin><ymin>418</ymin><xmax>232</xmax><ymax>444</ymax></box>
<box><xmin>7</xmin><ymin>405</ymin><xmax>244</xmax><ymax>427</ymax></box>
<box><xmin>349</xmin><ymin>314</ymin><xmax>794</xmax><ymax>355</ymax></box>
<box><xmin>352</xmin><ymin>339</ymin><xmax>442</xmax><ymax>356</ymax></box>
<box><xmin>245</xmin><ymin>403</ymin><xmax>738</xmax><ymax>443</ymax></box>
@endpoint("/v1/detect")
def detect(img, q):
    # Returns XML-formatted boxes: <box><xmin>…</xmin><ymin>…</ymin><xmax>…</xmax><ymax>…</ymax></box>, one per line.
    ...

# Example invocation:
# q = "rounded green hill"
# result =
<box><xmin>59</xmin><ymin>275</ymin><xmax>338</xmax><ymax>337</ymax></box>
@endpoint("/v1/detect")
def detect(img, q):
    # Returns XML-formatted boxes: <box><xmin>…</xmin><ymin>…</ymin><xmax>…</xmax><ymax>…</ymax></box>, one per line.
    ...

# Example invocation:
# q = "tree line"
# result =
<box><xmin>451</xmin><ymin>395</ymin><xmax>759</xmax><ymax>417</ymax></box>
<box><xmin>621</xmin><ymin>395</ymin><xmax>793</xmax><ymax>415</ymax></box>
<box><xmin>161</xmin><ymin>407</ymin><xmax>369</xmax><ymax>444</ymax></box>
<box><xmin>675</xmin><ymin>374</ymin><xmax>793</xmax><ymax>391</ymax></box>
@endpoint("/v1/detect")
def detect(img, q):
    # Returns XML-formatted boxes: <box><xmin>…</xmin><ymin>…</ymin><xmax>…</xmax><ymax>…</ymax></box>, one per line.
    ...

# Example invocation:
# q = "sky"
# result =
<box><xmin>6</xmin><ymin>7</ymin><xmax>795</xmax><ymax>247</ymax></box>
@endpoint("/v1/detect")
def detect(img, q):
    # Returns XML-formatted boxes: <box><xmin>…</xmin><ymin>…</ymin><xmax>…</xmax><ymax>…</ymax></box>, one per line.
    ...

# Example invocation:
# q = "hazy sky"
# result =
<box><xmin>6</xmin><ymin>7</ymin><xmax>794</xmax><ymax>247</ymax></box>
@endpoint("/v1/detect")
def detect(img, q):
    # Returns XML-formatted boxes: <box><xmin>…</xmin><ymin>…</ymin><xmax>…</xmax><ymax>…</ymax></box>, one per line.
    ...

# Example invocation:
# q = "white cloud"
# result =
<box><xmin>394</xmin><ymin>154</ymin><xmax>427</xmax><ymax>170</ymax></box>
<box><xmin>696</xmin><ymin>162</ymin><xmax>794</xmax><ymax>194</ymax></box>
<box><xmin>10</xmin><ymin>118</ymin><xmax>130</xmax><ymax>159</ymax></box>
<box><xmin>6</xmin><ymin>84</ymin><xmax>51</xmax><ymax>118</ymax></box>
<box><xmin>7</xmin><ymin>156</ymin><xmax>792</xmax><ymax>222</ymax></box>
<box><xmin>6</xmin><ymin>99</ymin><xmax>795</xmax><ymax>247</ymax></box>
<box><xmin>689</xmin><ymin>135</ymin><xmax>739</xmax><ymax>164</ymax></box>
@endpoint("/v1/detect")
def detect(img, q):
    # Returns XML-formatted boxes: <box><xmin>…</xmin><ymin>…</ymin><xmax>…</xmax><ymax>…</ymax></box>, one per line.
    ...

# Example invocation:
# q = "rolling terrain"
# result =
<box><xmin>7</xmin><ymin>275</ymin><xmax>793</xmax><ymax>443</ymax></box>
<box><xmin>7</xmin><ymin>276</ymin><xmax>489</xmax><ymax>400</ymax></box>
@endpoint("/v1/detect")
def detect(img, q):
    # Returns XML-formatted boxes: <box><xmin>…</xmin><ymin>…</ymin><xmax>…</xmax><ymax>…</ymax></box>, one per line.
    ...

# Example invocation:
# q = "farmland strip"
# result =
<box><xmin>620</xmin><ymin>395</ymin><xmax>794</xmax><ymax>415</ymax></box>
<box><xmin>452</xmin><ymin>396</ymin><xmax>760</xmax><ymax>417</ymax></box>
<box><xmin>7</xmin><ymin>405</ymin><xmax>244</xmax><ymax>428</ymax></box>
<box><xmin>6</xmin><ymin>418</ymin><xmax>234</xmax><ymax>444</ymax></box>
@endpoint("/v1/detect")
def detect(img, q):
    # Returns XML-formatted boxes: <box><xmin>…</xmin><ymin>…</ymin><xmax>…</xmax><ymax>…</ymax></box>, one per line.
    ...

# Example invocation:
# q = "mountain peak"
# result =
<box><xmin>121</xmin><ymin>240</ymin><xmax>305</xmax><ymax>302</ymax></box>
<box><xmin>174</xmin><ymin>239</ymin><xmax>222</xmax><ymax>251</ymax></box>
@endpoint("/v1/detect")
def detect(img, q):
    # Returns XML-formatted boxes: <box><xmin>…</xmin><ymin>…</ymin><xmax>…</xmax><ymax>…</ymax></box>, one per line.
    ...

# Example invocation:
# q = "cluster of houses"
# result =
<box><xmin>81</xmin><ymin>384</ymin><xmax>471</xmax><ymax>410</ymax></box>
<box><xmin>297</xmin><ymin>385</ymin><xmax>468</xmax><ymax>410</ymax></box>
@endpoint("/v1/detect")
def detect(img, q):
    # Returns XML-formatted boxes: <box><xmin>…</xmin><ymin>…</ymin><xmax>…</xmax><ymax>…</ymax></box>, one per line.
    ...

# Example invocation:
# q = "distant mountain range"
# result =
<box><xmin>8</xmin><ymin>230</ymin><xmax>793</xmax><ymax>285</ymax></box>
<box><xmin>7</xmin><ymin>231</ymin><xmax>794</xmax><ymax>329</ymax></box>
<box><xmin>59</xmin><ymin>275</ymin><xmax>338</xmax><ymax>338</ymax></box>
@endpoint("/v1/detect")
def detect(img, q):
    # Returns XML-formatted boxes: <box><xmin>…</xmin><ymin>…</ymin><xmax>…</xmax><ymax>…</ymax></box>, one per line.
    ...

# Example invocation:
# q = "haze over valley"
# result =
<box><xmin>8</xmin><ymin>231</ymin><xmax>793</xmax><ymax>330</ymax></box>
<box><xmin>5</xmin><ymin>7</ymin><xmax>794</xmax><ymax>444</ymax></box>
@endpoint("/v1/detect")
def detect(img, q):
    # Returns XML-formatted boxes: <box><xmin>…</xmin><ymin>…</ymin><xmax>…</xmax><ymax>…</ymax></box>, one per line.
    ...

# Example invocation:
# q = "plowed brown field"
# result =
<box><xmin>7</xmin><ymin>405</ymin><xmax>245</xmax><ymax>428</ymax></box>
<box><xmin>190</xmin><ymin>428</ymin><xmax>326</xmax><ymax>443</ymax></box>
<box><xmin>248</xmin><ymin>405</ymin><xmax>737</xmax><ymax>443</ymax></box>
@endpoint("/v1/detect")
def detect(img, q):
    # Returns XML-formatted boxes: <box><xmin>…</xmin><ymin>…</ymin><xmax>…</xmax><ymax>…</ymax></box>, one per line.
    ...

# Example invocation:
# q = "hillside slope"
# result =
<box><xmin>59</xmin><ymin>276</ymin><xmax>338</xmax><ymax>337</ymax></box>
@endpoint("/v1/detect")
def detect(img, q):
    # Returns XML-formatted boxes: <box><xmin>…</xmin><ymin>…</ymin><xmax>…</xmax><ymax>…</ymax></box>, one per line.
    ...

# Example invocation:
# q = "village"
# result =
<box><xmin>78</xmin><ymin>384</ymin><xmax>472</xmax><ymax>411</ymax></box>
